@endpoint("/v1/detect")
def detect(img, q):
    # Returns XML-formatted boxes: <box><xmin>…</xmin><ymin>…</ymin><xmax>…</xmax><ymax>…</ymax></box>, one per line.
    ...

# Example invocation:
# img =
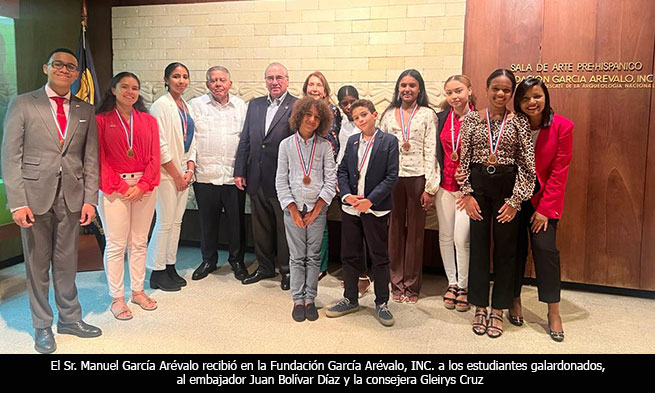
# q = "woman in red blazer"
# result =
<box><xmin>509</xmin><ymin>77</ymin><xmax>573</xmax><ymax>342</ymax></box>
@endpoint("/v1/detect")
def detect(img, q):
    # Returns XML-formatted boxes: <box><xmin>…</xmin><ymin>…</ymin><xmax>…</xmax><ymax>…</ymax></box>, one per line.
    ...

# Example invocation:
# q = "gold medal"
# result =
<box><xmin>303</xmin><ymin>175</ymin><xmax>311</xmax><ymax>185</ymax></box>
<box><xmin>488</xmin><ymin>153</ymin><xmax>498</xmax><ymax>165</ymax></box>
<box><xmin>450</xmin><ymin>151</ymin><xmax>459</xmax><ymax>161</ymax></box>
<box><xmin>127</xmin><ymin>148</ymin><xmax>135</xmax><ymax>158</ymax></box>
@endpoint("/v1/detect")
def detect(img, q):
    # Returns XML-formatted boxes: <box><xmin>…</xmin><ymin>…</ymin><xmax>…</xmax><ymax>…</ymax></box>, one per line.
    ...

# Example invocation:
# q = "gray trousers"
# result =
<box><xmin>21</xmin><ymin>179</ymin><xmax>82</xmax><ymax>328</ymax></box>
<box><xmin>283</xmin><ymin>205</ymin><xmax>327</xmax><ymax>303</ymax></box>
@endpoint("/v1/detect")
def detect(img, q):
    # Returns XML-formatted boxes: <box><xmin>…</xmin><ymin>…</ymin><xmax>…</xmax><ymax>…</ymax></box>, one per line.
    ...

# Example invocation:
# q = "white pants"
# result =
<box><xmin>98</xmin><ymin>173</ymin><xmax>157</xmax><ymax>298</ymax></box>
<box><xmin>435</xmin><ymin>188</ymin><xmax>470</xmax><ymax>289</ymax></box>
<box><xmin>147</xmin><ymin>179</ymin><xmax>189</xmax><ymax>271</ymax></box>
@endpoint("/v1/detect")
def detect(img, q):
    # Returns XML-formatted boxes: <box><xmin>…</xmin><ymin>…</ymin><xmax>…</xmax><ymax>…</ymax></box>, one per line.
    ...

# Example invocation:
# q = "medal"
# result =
<box><xmin>450</xmin><ymin>151</ymin><xmax>459</xmax><ymax>161</ymax></box>
<box><xmin>485</xmin><ymin>108</ymin><xmax>507</xmax><ymax>165</ymax></box>
<box><xmin>295</xmin><ymin>133</ymin><xmax>317</xmax><ymax>186</ymax></box>
<box><xmin>449</xmin><ymin>107</ymin><xmax>469</xmax><ymax>162</ymax></box>
<box><xmin>399</xmin><ymin>105</ymin><xmax>418</xmax><ymax>153</ymax></box>
<box><xmin>49</xmin><ymin>101</ymin><xmax>71</xmax><ymax>149</ymax></box>
<box><xmin>115</xmin><ymin>108</ymin><xmax>134</xmax><ymax>158</ymax></box>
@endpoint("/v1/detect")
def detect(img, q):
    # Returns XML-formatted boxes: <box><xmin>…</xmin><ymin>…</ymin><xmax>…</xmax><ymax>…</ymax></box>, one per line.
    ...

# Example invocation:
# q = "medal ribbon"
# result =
<box><xmin>486</xmin><ymin>108</ymin><xmax>507</xmax><ymax>157</ymax></box>
<box><xmin>177</xmin><ymin>106</ymin><xmax>188</xmax><ymax>143</ymax></box>
<box><xmin>399</xmin><ymin>105</ymin><xmax>418</xmax><ymax>143</ymax></box>
<box><xmin>115</xmin><ymin>109</ymin><xmax>133</xmax><ymax>151</ymax></box>
<box><xmin>48</xmin><ymin>102</ymin><xmax>71</xmax><ymax>145</ymax></box>
<box><xmin>295</xmin><ymin>133</ymin><xmax>317</xmax><ymax>180</ymax></box>
<box><xmin>449</xmin><ymin>105</ymin><xmax>471</xmax><ymax>155</ymax></box>
<box><xmin>358</xmin><ymin>130</ymin><xmax>378</xmax><ymax>172</ymax></box>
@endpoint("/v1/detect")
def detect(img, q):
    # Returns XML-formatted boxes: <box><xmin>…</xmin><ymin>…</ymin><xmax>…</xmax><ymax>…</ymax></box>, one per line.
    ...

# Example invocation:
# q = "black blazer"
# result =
<box><xmin>234</xmin><ymin>93</ymin><xmax>298</xmax><ymax>197</ymax></box>
<box><xmin>338</xmin><ymin>129</ymin><xmax>399</xmax><ymax>211</ymax></box>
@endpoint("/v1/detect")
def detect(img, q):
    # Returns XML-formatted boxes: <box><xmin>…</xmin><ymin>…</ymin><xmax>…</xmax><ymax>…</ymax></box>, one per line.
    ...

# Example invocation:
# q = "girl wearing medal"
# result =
<box><xmin>146</xmin><ymin>62</ymin><xmax>196</xmax><ymax>292</ymax></box>
<box><xmin>510</xmin><ymin>77</ymin><xmax>574</xmax><ymax>342</ymax></box>
<box><xmin>379</xmin><ymin>69</ymin><xmax>439</xmax><ymax>304</ymax></box>
<box><xmin>458</xmin><ymin>69</ymin><xmax>535</xmax><ymax>338</ymax></box>
<box><xmin>96</xmin><ymin>72</ymin><xmax>161</xmax><ymax>320</ymax></box>
<box><xmin>435</xmin><ymin>75</ymin><xmax>476</xmax><ymax>311</ymax></box>
<box><xmin>275</xmin><ymin>97</ymin><xmax>336</xmax><ymax>322</ymax></box>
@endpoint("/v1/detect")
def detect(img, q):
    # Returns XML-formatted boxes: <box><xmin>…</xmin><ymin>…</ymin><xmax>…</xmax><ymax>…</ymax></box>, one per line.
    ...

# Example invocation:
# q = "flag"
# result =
<box><xmin>72</xmin><ymin>20</ymin><xmax>101</xmax><ymax>107</ymax></box>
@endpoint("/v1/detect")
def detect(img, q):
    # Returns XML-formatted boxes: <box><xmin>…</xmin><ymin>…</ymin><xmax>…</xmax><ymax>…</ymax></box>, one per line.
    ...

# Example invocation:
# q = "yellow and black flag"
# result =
<box><xmin>72</xmin><ymin>0</ymin><xmax>100</xmax><ymax>107</ymax></box>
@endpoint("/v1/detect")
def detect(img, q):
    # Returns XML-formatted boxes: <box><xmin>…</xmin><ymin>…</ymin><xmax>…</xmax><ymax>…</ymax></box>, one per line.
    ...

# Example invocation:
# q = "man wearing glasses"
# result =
<box><xmin>234</xmin><ymin>62</ymin><xmax>297</xmax><ymax>290</ymax></box>
<box><xmin>1</xmin><ymin>48</ymin><xmax>101</xmax><ymax>353</ymax></box>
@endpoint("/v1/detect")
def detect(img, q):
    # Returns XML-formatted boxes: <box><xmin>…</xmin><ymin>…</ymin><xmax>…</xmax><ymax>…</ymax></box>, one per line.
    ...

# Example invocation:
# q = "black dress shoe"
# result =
<box><xmin>231</xmin><ymin>261</ymin><xmax>249</xmax><ymax>281</ymax></box>
<box><xmin>57</xmin><ymin>320</ymin><xmax>102</xmax><ymax>338</ymax></box>
<box><xmin>292</xmin><ymin>304</ymin><xmax>306</xmax><ymax>322</ymax></box>
<box><xmin>192</xmin><ymin>262</ymin><xmax>216</xmax><ymax>281</ymax></box>
<box><xmin>150</xmin><ymin>269</ymin><xmax>181</xmax><ymax>291</ymax></box>
<box><xmin>34</xmin><ymin>327</ymin><xmax>56</xmax><ymax>354</ymax></box>
<box><xmin>281</xmin><ymin>273</ymin><xmax>290</xmax><ymax>291</ymax></box>
<box><xmin>166</xmin><ymin>264</ymin><xmax>187</xmax><ymax>287</ymax></box>
<box><xmin>241</xmin><ymin>271</ymin><xmax>276</xmax><ymax>285</ymax></box>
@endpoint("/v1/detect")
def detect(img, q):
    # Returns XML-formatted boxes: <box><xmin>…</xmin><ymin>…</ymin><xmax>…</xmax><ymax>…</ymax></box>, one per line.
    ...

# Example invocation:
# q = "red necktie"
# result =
<box><xmin>50</xmin><ymin>96</ymin><xmax>67</xmax><ymax>147</ymax></box>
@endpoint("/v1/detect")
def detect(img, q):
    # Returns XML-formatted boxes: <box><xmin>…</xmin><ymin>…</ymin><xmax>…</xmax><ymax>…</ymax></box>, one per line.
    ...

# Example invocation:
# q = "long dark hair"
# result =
<box><xmin>96</xmin><ymin>72</ymin><xmax>148</xmax><ymax>114</ymax></box>
<box><xmin>389</xmin><ymin>69</ymin><xmax>429</xmax><ymax>108</ymax></box>
<box><xmin>514</xmin><ymin>77</ymin><xmax>553</xmax><ymax>128</ymax></box>
<box><xmin>486</xmin><ymin>68</ymin><xmax>517</xmax><ymax>92</ymax></box>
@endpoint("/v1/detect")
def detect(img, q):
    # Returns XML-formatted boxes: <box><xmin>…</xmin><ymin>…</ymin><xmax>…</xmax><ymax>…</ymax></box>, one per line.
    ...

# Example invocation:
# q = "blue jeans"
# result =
<box><xmin>283</xmin><ymin>205</ymin><xmax>327</xmax><ymax>303</ymax></box>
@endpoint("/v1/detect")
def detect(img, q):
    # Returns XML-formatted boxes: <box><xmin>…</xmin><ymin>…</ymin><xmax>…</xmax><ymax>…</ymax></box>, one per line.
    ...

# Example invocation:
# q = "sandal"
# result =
<box><xmin>358</xmin><ymin>276</ymin><xmax>372</xmax><ymax>298</ymax></box>
<box><xmin>508</xmin><ymin>313</ymin><xmax>524</xmax><ymax>327</ymax></box>
<box><xmin>487</xmin><ymin>311</ymin><xmax>503</xmax><ymax>339</ymax></box>
<box><xmin>110</xmin><ymin>297</ymin><xmax>133</xmax><ymax>321</ymax></box>
<box><xmin>472</xmin><ymin>308</ymin><xmax>488</xmax><ymax>335</ymax></box>
<box><xmin>454</xmin><ymin>288</ymin><xmax>470</xmax><ymax>312</ymax></box>
<box><xmin>131</xmin><ymin>291</ymin><xmax>158</xmax><ymax>311</ymax></box>
<box><xmin>443</xmin><ymin>285</ymin><xmax>458</xmax><ymax>310</ymax></box>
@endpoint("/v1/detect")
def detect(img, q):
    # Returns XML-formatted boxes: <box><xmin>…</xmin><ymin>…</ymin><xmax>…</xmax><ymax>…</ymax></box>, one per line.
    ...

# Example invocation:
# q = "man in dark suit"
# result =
<box><xmin>234</xmin><ymin>62</ymin><xmax>297</xmax><ymax>290</ymax></box>
<box><xmin>1</xmin><ymin>48</ymin><xmax>102</xmax><ymax>353</ymax></box>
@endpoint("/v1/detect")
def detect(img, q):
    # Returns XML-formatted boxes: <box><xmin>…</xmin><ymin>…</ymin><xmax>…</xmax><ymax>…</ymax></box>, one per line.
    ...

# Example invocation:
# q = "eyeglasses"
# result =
<box><xmin>48</xmin><ymin>60</ymin><xmax>79</xmax><ymax>72</ymax></box>
<box><xmin>265</xmin><ymin>75</ymin><xmax>287</xmax><ymax>82</ymax></box>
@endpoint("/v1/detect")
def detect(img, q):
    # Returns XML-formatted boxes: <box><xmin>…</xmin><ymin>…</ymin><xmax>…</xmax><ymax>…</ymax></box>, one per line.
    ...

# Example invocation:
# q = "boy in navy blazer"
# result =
<box><xmin>326</xmin><ymin>100</ymin><xmax>399</xmax><ymax>326</ymax></box>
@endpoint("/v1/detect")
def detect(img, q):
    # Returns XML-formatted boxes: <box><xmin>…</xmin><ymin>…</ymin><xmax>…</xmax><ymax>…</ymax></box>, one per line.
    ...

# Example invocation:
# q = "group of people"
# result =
<box><xmin>1</xmin><ymin>47</ymin><xmax>573</xmax><ymax>354</ymax></box>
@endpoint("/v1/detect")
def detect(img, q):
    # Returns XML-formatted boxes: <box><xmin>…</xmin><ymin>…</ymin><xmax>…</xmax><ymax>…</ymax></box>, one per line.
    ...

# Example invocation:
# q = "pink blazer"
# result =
<box><xmin>531</xmin><ymin>113</ymin><xmax>574</xmax><ymax>219</ymax></box>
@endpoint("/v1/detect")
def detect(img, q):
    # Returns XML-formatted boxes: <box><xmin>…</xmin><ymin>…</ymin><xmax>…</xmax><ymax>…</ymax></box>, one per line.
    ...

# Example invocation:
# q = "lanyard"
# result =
<box><xmin>358</xmin><ymin>130</ymin><xmax>378</xmax><ymax>172</ymax></box>
<box><xmin>295</xmin><ymin>133</ymin><xmax>317</xmax><ymax>185</ymax></box>
<box><xmin>115</xmin><ymin>109</ymin><xmax>133</xmax><ymax>151</ymax></box>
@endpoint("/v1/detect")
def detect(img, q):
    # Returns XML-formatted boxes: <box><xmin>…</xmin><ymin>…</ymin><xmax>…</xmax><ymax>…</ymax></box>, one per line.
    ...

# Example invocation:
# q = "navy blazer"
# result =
<box><xmin>338</xmin><ymin>128</ymin><xmax>399</xmax><ymax>211</ymax></box>
<box><xmin>234</xmin><ymin>93</ymin><xmax>298</xmax><ymax>197</ymax></box>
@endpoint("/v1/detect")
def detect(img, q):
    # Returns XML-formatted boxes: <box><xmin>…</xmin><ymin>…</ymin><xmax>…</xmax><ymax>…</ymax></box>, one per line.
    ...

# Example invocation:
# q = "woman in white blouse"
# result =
<box><xmin>146</xmin><ymin>62</ymin><xmax>196</xmax><ymax>292</ymax></box>
<box><xmin>379</xmin><ymin>69</ymin><xmax>439</xmax><ymax>304</ymax></box>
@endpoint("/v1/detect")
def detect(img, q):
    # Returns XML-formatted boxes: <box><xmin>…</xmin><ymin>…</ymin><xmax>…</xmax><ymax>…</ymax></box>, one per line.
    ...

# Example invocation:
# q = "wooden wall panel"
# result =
<box><xmin>463</xmin><ymin>0</ymin><xmax>655</xmax><ymax>289</ymax></box>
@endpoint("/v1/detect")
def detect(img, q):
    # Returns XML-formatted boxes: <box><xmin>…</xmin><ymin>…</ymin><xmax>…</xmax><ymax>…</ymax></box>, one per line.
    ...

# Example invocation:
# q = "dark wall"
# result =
<box><xmin>15</xmin><ymin>0</ymin><xmax>81</xmax><ymax>93</ymax></box>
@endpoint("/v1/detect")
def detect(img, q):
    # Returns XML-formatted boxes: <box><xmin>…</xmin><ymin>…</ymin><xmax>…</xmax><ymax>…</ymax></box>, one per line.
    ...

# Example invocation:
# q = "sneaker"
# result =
<box><xmin>376</xmin><ymin>302</ymin><xmax>395</xmax><ymax>327</ymax></box>
<box><xmin>326</xmin><ymin>298</ymin><xmax>360</xmax><ymax>318</ymax></box>
<box><xmin>292</xmin><ymin>303</ymin><xmax>305</xmax><ymax>322</ymax></box>
<box><xmin>305</xmin><ymin>303</ymin><xmax>319</xmax><ymax>321</ymax></box>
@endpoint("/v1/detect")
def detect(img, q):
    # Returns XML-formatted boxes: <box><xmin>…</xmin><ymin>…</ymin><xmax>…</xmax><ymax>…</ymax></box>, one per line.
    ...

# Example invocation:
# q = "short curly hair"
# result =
<box><xmin>289</xmin><ymin>96</ymin><xmax>334</xmax><ymax>137</ymax></box>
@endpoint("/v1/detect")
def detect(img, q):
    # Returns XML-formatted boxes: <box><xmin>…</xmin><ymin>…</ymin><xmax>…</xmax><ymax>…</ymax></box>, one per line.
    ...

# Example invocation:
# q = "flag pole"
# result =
<box><xmin>81</xmin><ymin>0</ymin><xmax>87</xmax><ymax>49</ymax></box>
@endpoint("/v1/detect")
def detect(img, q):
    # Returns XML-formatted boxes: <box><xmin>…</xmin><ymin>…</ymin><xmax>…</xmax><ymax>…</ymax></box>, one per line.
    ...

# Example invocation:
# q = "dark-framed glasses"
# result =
<box><xmin>48</xmin><ymin>60</ymin><xmax>79</xmax><ymax>72</ymax></box>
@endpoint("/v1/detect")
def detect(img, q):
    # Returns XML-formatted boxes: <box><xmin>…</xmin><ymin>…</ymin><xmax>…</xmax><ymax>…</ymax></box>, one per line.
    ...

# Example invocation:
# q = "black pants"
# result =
<box><xmin>514</xmin><ymin>199</ymin><xmax>561</xmax><ymax>303</ymax></box>
<box><xmin>249</xmin><ymin>186</ymin><xmax>289</xmax><ymax>275</ymax></box>
<box><xmin>468</xmin><ymin>164</ymin><xmax>519</xmax><ymax>309</ymax></box>
<box><xmin>341</xmin><ymin>213</ymin><xmax>390</xmax><ymax>306</ymax></box>
<box><xmin>193</xmin><ymin>182</ymin><xmax>246</xmax><ymax>266</ymax></box>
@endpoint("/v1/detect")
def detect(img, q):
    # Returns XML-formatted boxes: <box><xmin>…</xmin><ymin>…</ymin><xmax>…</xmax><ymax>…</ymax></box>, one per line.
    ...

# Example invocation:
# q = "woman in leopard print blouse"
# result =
<box><xmin>458</xmin><ymin>69</ymin><xmax>535</xmax><ymax>339</ymax></box>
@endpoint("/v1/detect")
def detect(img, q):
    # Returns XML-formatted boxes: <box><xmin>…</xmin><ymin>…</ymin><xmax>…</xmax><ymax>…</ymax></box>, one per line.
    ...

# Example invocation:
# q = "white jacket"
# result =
<box><xmin>150</xmin><ymin>92</ymin><xmax>196</xmax><ymax>182</ymax></box>
<box><xmin>188</xmin><ymin>93</ymin><xmax>246</xmax><ymax>185</ymax></box>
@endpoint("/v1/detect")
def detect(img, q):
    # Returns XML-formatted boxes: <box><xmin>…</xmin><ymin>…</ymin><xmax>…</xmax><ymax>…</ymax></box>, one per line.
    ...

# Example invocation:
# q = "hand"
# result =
<box><xmin>530</xmin><ymin>211</ymin><xmax>549</xmax><ymax>233</ymax></box>
<box><xmin>235</xmin><ymin>176</ymin><xmax>247</xmax><ymax>191</ymax></box>
<box><xmin>462</xmin><ymin>195</ymin><xmax>483</xmax><ymax>221</ymax></box>
<box><xmin>345</xmin><ymin>194</ymin><xmax>363</xmax><ymax>206</ymax></box>
<box><xmin>288</xmin><ymin>204</ymin><xmax>306</xmax><ymax>228</ymax></box>
<box><xmin>420</xmin><ymin>192</ymin><xmax>435</xmax><ymax>211</ymax></box>
<box><xmin>497</xmin><ymin>203</ymin><xmax>517</xmax><ymax>223</ymax></box>
<box><xmin>354</xmin><ymin>198</ymin><xmax>372</xmax><ymax>213</ymax></box>
<box><xmin>12</xmin><ymin>207</ymin><xmax>35</xmax><ymax>228</ymax></box>
<box><xmin>174</xmin><ymin>174</ymin><xmax>188</xmax><ymax>191</ymax></box>
<box><xmin>302</xmin><ymin>209</ymin><xmax>319</xmax><ymax>227</ymax></box>
<box><xmin>79</xmin><ymin>203</ymin><xmax>96</xmax><ymax>226</ymax></box>
<box><xmin>183</xmin><ymin>171</ymin><xmax>194</xmax><ymax>185</ymax></box>
<box><xmin>456</xmin><ymin>194</ymin><xmax>466</xmax><ymax>211</ymax></box>
<box><xmin>124</xmin><ymin>186</ymin><xmax>144</xmax><ymax>202</ymax></box>
<box><xmin>454</xmin><ymin>166</ymin><xmax>467</xmax><ymax>186</ymax></box>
